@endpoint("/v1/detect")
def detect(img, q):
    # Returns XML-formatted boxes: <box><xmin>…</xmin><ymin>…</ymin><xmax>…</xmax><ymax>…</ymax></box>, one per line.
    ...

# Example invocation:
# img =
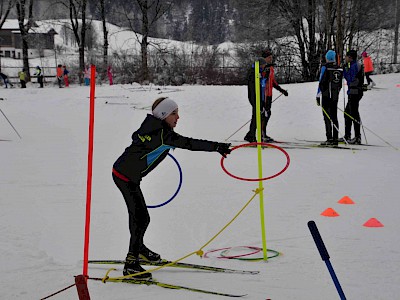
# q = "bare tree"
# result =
<box><xmin>16</xmin><ymin>0</ymin><xmax>34</xmax><ymax>81</ymax></box>
<box><xmin>0</xmin><ymin>0</ymin><xmax>15</xmax><ymax>29</ymax></box>
<box><xmin>394</xmin><ymin>0</ymin><xmax>399</xmax><ymax>64</ymax></box>
<box><xmin>120</xmin><ymin>0</ymin><xmax>172</xmax><ymax>82</ymax></box>
<box><xmin>57</xmin><ymin>0</ymin><xmax>87</xmax><ymax>84</ymax></box>
<box><xmin>276</xmin><ymin>0</ymin><xmax>320</xmax><ymax>81</ymax></box>
<box><xmin>90</xmin><ymin>0</ymin><xmax>110</xmax><ymax>80</ymax></box>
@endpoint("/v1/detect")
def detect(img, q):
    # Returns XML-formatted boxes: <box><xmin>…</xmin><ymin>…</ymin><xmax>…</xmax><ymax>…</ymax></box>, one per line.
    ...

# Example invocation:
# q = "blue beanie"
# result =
<box><xmin>325</xmin><ymin>50</ymin><xmax>336</xmax><ymax>62</ymax></box>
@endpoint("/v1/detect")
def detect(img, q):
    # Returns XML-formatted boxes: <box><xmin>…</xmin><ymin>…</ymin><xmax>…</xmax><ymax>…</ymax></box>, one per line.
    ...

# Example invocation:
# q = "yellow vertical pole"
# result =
<box><xmin>254</xmin><ymin>61</ymin><xmax>268</xmax><ymax>260</ymax></box>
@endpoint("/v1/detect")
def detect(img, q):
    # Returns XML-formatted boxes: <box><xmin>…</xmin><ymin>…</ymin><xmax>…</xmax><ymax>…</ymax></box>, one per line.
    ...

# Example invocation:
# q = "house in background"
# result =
<box><xmin>0</xmin><ymin>19</ymin><xmax>57</xmax><ymax>59</ymax></box>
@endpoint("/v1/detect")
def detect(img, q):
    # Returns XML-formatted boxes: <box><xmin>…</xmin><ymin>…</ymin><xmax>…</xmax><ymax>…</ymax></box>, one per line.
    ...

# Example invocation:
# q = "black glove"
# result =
<box><xmin>282</xmin><ymin>89</ymin><xmax>288</xmax><ymax>96</ymax></box>
<box><xmin>215</xmin><ymin>143</ymin><xmax>232</xmax><ymax>158</ymax></box>
<box><xmin>316</xmin><ymin>97</ymin><xmax>320</xmax><ymax>106</ymax></box>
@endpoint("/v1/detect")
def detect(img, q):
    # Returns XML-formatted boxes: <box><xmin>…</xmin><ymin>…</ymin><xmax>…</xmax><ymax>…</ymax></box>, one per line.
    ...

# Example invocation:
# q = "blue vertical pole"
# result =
<box><xmin>308</xmin><ymin>221</ymin><xmax>346</xmax><ymax>300</ymax></box>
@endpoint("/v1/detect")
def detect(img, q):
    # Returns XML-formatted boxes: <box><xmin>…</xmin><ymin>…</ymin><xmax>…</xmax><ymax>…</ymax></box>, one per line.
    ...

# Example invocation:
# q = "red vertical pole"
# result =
<box><xmin>83</xmin><ymin>65</ymin><xmax>96</xmax><ymax>277</ymax></box>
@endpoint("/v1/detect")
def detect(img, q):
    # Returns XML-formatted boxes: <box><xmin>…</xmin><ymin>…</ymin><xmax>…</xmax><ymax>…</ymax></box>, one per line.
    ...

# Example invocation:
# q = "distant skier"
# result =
<box><xmin>112</xmin><ymin>97</ymin><xmax>231</xmax><ymax>278</ymax></box>
<box><xmin>362</xmin><ymin>51</ymin><xmax>375</xmax><ymax>89</ymax></box>
<box><xmin>18</xmin><ymin>68</ymin><xmax>27</xmax><ymax>88</ymax></box>
<box><xmin>0</xmin><ymin>72</ymin><xmax>13</xmax><ymax>88</ymax></box>
<box><xmin>34</xmin><ymin>66</ymin><xmax>44</xmax><ymax>88</ymax></box>
<box><xmin>339</xmin><ymin>50</ymin><xmax>364</xmax><ymax>145</ymax></box>
<box><xmin>63</xmin><ymin>65</ymin><xmax>69</xmax><ymax>87</ymax></box>
<box><xmin>84</xmin><ymin>65</ymin><xmax>90</xmax><ymax>86</ymax></box>
<box><xmin>56</xmin><ymin>64</ymin><xmax>63</xmax><ymax>88</ymax></box>
<box><xmin>316</xmin><ymin>50</ymin><xmax>343</xmax><ymax>146</ymax></box>
<box><xmin>107</xmin><ymin>65</ymin><xmax>113</xmax><ymax>85</ymax></box>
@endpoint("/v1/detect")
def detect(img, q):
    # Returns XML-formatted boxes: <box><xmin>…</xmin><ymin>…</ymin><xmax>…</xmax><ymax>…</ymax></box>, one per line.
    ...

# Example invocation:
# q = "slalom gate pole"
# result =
<box><xmin>77</xmin><ymin>65</ymin><xmax>96</xmax><ymax>300</ymax></box>
<box><xmin>0</xmin><ymin>108</ymin><xmax>22</xmax><ymax>139</ymax></box>
<box><xmin>337</xmin><ymin>106</ymin><xmax>398</xmax><ymax>150</ymax></box>
<box><xmin>308</xmin><ymin>221</ymin><xmax>347</xmax><ymax>300</ymax></box>
<box><xmin>254</xmin><ymin>61</ymin><xmax>268</xmax><ymax>261</ymax></box>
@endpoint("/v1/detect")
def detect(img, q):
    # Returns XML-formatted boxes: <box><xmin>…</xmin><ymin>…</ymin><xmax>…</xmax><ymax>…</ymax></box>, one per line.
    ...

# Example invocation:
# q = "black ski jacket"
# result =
<box><xmin>318</xmin><ymin>62</ymin><xmax>343</xmax><ymax>101</ymax></box>
<box><xmin>113</xmin><ymin>114</ymin><xmax>218</xmax><ymax>183</ymax></box>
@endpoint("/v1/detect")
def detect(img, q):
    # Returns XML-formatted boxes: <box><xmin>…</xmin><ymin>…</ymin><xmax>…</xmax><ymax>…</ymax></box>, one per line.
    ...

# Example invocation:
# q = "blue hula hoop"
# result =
<box><xmin>147</xmin><ymin>153</ymin><xmax>183</xmax><ymax>208</ymax></box>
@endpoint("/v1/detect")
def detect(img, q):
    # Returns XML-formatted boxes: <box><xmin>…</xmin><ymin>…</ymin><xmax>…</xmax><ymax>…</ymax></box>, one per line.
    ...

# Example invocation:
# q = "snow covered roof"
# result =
<box><xmin>1</xmin><ymin>19</ymin><xmax>21</xmax><ymax>29</ymax></box>
<box><xmin>1</xmin><ymin>19</ymin><xmax>57</xmax><ymax>34</ymax></box>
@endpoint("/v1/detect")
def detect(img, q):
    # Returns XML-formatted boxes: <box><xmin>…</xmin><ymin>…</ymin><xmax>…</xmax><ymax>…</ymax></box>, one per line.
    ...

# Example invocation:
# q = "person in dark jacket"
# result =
<box><xmin>339</xmin><ymin>50</ymin><xmax>364</xmax><ymax>145</ymax></box>
<box><xmin>0</xmin><ymin>72</ymin><xmax>13</xmax><ymax>88</ymax></box>
<box><xmin>34</xmin><ymin>66</ymin><xmax>44</xmax><ymax>88</ymax></box>
<box><xmin>244</xmin><ymin>57</ymin><xmax>268</xmax><ymax>143</ymax></box>
<box><xmin>260</xmin><ymin>50</ymin><xmax>288</xmax><ymax>142</ymax></box>
<box><xmin>112</xmin><ymin>97</ymin><xmax>231</xmax><ymax>278</ymax></box>
<box><xmin>316</xmin><ymin>50</ymin><xmax>343</xmax><ymax>145</ymax></box>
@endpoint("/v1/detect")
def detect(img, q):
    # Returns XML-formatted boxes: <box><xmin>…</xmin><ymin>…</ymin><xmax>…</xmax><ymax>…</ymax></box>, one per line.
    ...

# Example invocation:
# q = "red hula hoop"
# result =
<box><xmin>220</xmin><ymin>142</ymin><xmax>290</xmax><ymax>181</ymax></box>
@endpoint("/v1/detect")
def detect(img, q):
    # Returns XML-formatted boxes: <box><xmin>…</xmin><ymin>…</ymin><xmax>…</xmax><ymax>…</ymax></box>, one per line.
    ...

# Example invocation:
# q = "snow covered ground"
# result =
<box><xmin>0</xmin><ymin>73</ymin><xmax>399</xmax><ymax>300</ymax></box>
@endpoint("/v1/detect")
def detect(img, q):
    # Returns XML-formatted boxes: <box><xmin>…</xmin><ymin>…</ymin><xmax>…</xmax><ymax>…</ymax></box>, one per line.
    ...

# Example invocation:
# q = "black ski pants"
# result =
<box><xmin>365</xmin><ymin>72</ymin><xmax>373</xmax><ymax>85</ymax></box>
<box><xmin>344</xmin><ymin>94</ymin><xmax>362</xmax><ymax>138</ymax></box>
<box><xmin>321</xmin><ymin>97</ymin><xmax>339</xmax><ymax>140</ymax></box>
<box><xmin>246</xmin><ymin>98</ymin><xmax>271</xmax><ymax>139</ymax></box>
<box><xmin>112</xmin><ymin>174</ymin><xmax>150</xmax><ymax>256</ymax></box>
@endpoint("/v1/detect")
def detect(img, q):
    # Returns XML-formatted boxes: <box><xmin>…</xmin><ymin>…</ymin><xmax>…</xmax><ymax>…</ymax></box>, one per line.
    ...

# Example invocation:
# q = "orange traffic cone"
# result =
<box><xmin>363</xmin><ymin>218</ymin><xmax>384</xmax><ymax>227</ymax></box>
<box><xmin>321</xmin><ymin>208</ymin><xmax>340</xmax><ymax>217</ymax></box>
<box><xmin>338</xmin><ymin>196</ymin><xmax>355</xmax><ymax>204</ymax></box>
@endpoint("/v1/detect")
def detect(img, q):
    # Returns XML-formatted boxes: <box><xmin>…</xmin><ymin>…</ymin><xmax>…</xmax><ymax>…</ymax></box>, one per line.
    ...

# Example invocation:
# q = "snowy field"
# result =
<box><xmin>0</xmin><ymin>73</ymin><xmax>399</xmax><ymax>300</ymax></box>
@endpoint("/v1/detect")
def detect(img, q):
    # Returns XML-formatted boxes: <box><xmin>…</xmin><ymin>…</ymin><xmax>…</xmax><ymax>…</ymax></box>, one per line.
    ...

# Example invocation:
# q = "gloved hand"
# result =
<box><xmin>282</xmin><ymin>89</ymin><xmax>288</xmax><ymax>96</ymax></box>
<box><xmin>316</xmin><ymin>97</ymin><xmax>320</xmax><ymax>106</ymax></box>
<box><xmin>215</xmin><ymin>143</ymin><xmax>232</xmax><ymax>158</ymax></box>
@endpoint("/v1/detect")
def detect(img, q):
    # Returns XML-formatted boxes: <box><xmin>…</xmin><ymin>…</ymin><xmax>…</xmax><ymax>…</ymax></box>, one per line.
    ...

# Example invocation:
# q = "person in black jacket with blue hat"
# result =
<box><xmin>316</xmin><ymin>50</ymin><xmax>343</xmax><ymax>146</ymax></box>
<box><xmin>112</xmin><ymin>97</ymin><xmax>231</xmax><ymax>278</ymax></box>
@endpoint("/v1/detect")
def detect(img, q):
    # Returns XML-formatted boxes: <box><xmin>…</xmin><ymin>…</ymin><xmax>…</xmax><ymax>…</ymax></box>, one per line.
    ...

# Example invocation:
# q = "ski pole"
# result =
<box><xmin>360</xmin><ymin>118</ymin><xmax>368</xmax><ymax>144</ymax></box>
<box><xmin>224</xmin><ymin>94</ymin><xmax>284</xmax><ymax>141</ymax></box>
<box><xmin>224</xmin><ymin>119</ymin><xmax>251</xmax><ymax>141</ymax></box>
<box><xmin>308</xmin><ymin>221</ymin><xmax>347</xmax><ymax>300</ymax></box>
<box><xmin>0</xmin><ymin>108</ymin><xmax>22</xmax><ymax>139</ymax></box>
<box><xmin>272</xmin><ymin>93</ymin><xmax>284</xmax><ymax>103</ymax></box>
<box><xmin>320</xmin><ymin>106</ymin><xmax>354</xmax><ymax>151</ymax></box>
<box><xmin>337</xmin><ymin>106</ymin><xmax>398</xmax><ymax>150</ymax></box>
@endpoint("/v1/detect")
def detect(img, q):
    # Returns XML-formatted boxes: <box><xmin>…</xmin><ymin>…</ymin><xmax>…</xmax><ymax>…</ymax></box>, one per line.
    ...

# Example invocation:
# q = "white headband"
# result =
<box><xmin>152</xmin><ymin>98</ymin><xmax>178</xmax><ymax>120</ymax></box>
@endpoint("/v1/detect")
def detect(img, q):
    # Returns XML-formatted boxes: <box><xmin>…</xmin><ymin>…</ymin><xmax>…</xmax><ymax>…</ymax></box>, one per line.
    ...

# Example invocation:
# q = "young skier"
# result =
<box><xmin>339</xmin><ymin>50</ymin><xmax>364</xmax><ymax>145</ymax></box>
<box><xmin>112</xmin><ymin>97</ymin><xmax>231</xmax><ymax>278</ymax></box>
<box><xmin>56</xmin><ymin>65</ymin><xmax>63</xmax><ymax>88</ymax></box>
<box><xmin>362</xmin><ymin>51</ymin><xmax>375</xmax><ymax>89</ymax></box>
<box><xmin>316</xmin><ymin>50</ymin><xmax>343</xmax><ymax>145</ymax></box>
<box><xmin>63</xmin><ymin>66</ymin><xmax>69</xmax><ymax>87</ymax></box>
<box><xmin>107</xmin><ymin>65</ymin><xmax>113</xmax><ymax>85</ymax></box>
<box><xmin>18</xmin><ymin>68</ymin><xmax>27</xmax><ymax>88</ymax></box>
<box><xmin>34</xmin><ymin>66</ymin><xmax>44</xmax><ymax>88</ymax></box>
<box><xmin>0</xmin><ymin>72</ymin><xmax>13</xmax><ymax>88</ymax></box>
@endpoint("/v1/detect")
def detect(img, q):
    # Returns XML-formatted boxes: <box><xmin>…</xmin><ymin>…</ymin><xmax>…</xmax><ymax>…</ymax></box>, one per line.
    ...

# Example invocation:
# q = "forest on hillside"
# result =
<box><xmin>1</xmin><ymin>0</ymin><xmax>399</xmax><ymax>85</ymax></box>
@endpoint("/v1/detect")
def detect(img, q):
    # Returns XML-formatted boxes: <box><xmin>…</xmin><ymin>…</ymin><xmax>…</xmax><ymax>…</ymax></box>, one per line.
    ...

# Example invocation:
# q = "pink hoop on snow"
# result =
<box><xmin>203</xmin><ymin>246</ymin><xmax>262</xmax><ymax>259</ymax></box>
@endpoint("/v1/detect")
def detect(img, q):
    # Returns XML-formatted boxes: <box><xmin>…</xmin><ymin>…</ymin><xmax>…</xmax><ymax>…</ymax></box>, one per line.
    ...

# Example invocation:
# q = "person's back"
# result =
<box><xmin>319</xmin><ymin>62</ymin><xmax>343</xmax><ymax>101</ymax></box>
<box><xmin>317</xmin><ymin>50</ymin><xmax>343</xmax><ymax>145</ymax></box>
